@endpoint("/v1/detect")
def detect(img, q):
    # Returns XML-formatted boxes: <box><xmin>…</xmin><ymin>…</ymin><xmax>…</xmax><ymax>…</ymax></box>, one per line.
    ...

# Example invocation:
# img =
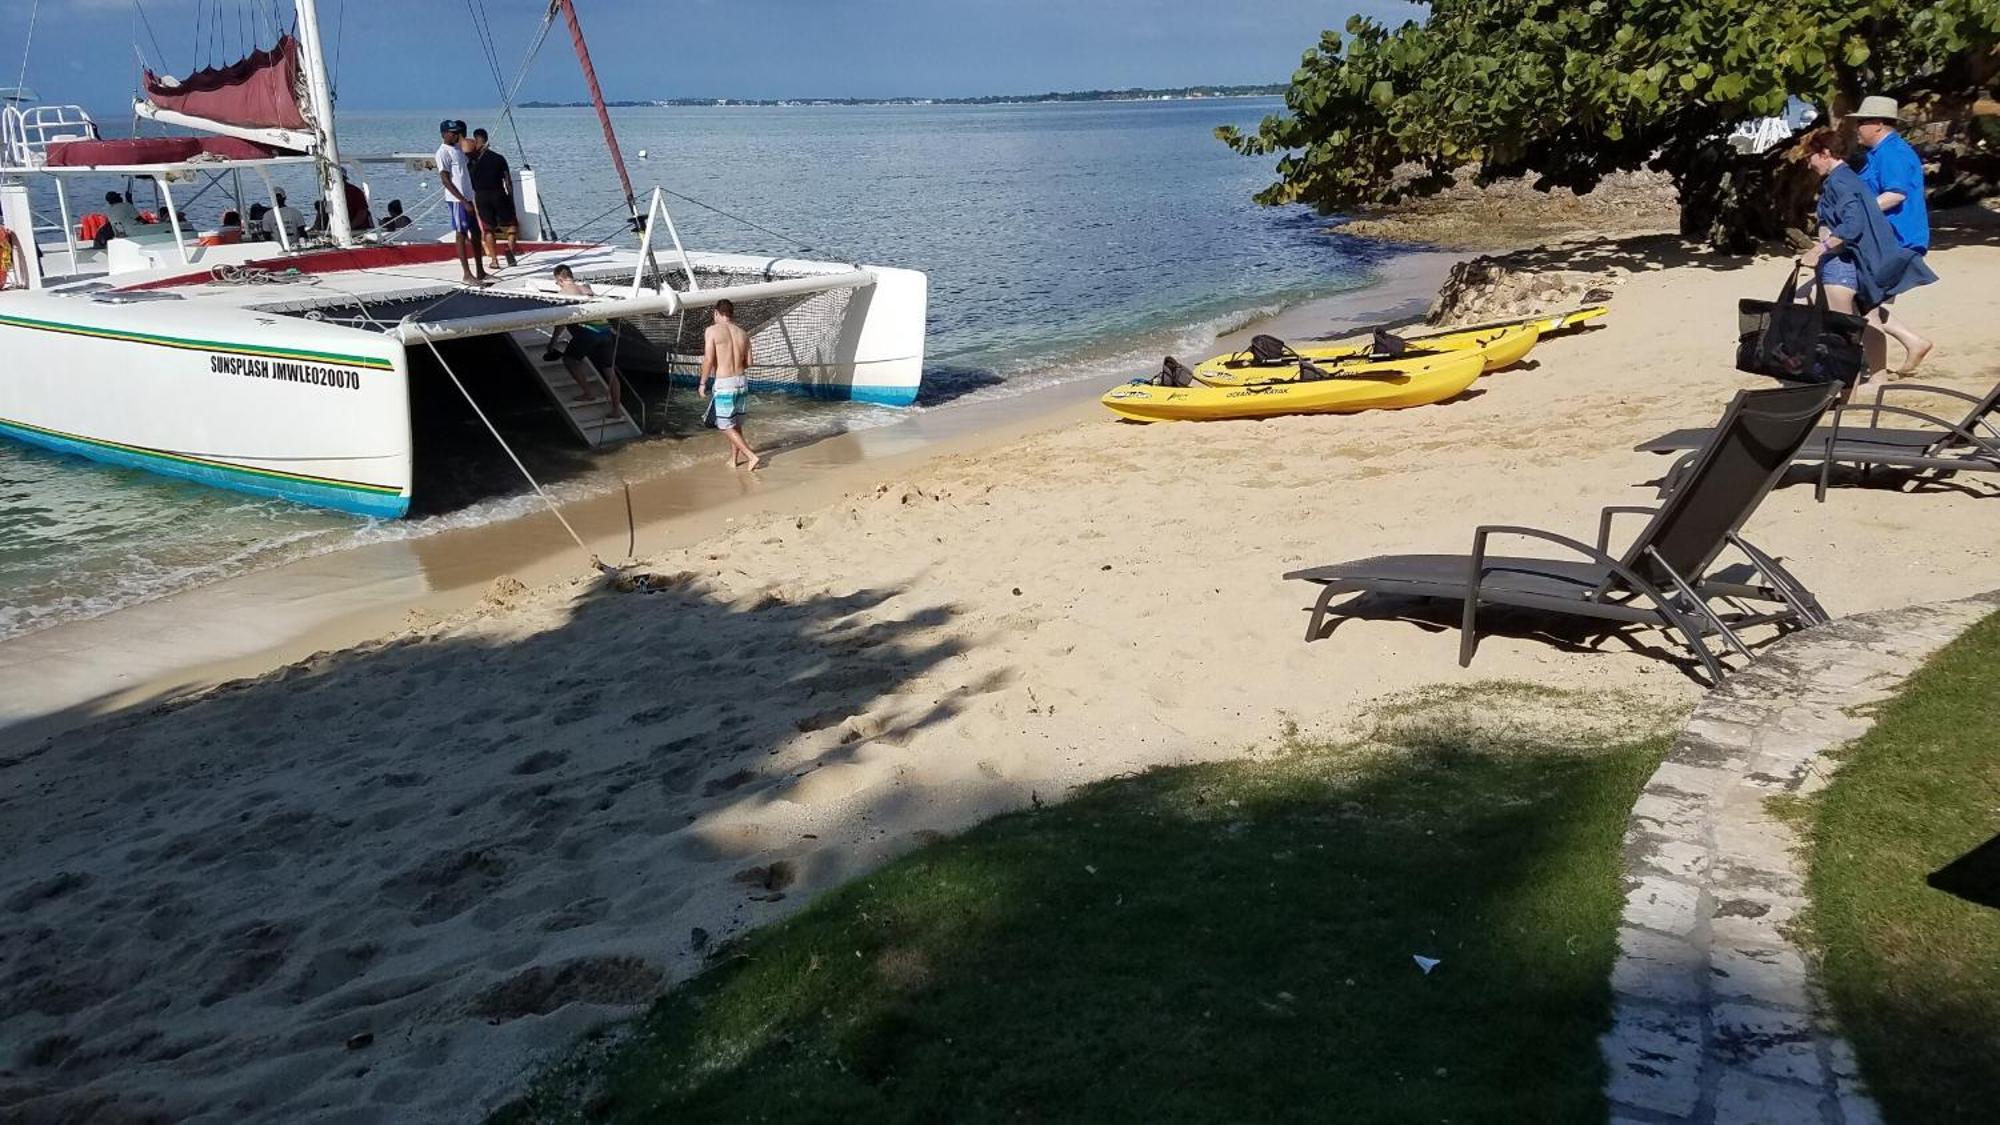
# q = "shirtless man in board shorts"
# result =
<box><xmin>700</xmin><ymin>298</ymin><xmax>758</xmax><ymax>470</ymax></box>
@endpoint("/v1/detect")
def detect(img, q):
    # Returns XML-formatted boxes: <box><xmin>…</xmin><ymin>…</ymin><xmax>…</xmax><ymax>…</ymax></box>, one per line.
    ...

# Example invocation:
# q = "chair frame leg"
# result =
<box><xmin>1304</xmin><ymin>582</ymin><xmax>1341</xmax><ymax>642</ymax></box>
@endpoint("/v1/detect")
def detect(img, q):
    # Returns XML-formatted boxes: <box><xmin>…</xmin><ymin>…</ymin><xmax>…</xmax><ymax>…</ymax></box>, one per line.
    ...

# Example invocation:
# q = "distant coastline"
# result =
<box><xmin>518</xmin><ymin>84</ymin><xmax>1286</xmax><ymax>109</ymax></box>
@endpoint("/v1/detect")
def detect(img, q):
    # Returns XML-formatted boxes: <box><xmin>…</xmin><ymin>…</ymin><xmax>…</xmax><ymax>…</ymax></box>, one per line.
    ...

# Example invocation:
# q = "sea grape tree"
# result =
<box><xmin>1220</xmin><ymin>0</ymin><xmax>2000</xmax><ymax>245</ymax></box>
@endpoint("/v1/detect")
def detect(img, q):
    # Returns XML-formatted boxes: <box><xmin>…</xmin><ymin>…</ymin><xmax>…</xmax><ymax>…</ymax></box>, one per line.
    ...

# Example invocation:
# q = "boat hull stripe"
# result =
<box><xmin>0</xmin><ymin>313</ymin><xmax>395</xmax><ymax>370</ymax></box>
<box><xmin>0</xmin><ymin>414</ymin><xmax>404</xmax><ymax>501</ymax></box>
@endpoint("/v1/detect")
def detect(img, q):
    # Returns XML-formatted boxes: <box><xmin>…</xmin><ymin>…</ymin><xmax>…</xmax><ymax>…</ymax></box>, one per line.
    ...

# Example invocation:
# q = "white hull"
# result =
<box><xmin>0</xmin><ymin>245</ymin><xmax>927</xmax><ymax>517</ymax></box>
<box><xmin>0</xmin><ymin>287</ymin><xmax>413</xmax><ymax>516</ymax></box>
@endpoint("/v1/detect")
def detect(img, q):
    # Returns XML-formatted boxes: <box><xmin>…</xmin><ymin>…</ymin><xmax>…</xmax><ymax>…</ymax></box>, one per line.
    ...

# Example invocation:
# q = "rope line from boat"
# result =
<box><xmin>15</xmin><ymin>0</ymin><xmax>39</xmax><ymax>95</ymax></box>
<box><xmin>463</xmin><ymin>0</ymin><xmax>536</xmax><ymax>166</ymax></box>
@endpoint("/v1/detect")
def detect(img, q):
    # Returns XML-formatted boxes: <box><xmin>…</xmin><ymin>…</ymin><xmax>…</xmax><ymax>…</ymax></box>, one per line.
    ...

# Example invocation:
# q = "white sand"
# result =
<box><xmin>4</xmin><ymin>236</ymin><xmax>1999</xmax><ymax>1123</ymax></box>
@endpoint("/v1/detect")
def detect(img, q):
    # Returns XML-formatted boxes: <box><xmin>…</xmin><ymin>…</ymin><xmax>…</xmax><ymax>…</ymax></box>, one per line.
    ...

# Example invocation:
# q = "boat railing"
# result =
<box><xmin>2</xmin><ymin>104</ymin><xmax>100</xmax><ymax>170</ymax></box>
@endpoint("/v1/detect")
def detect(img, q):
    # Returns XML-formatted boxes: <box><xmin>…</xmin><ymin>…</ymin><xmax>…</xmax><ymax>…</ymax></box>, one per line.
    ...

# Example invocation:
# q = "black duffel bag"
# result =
<box><xmin>1735</xmin><ymin>263</ymin><xmax>1866</xmax><ymax>386</ymax></box>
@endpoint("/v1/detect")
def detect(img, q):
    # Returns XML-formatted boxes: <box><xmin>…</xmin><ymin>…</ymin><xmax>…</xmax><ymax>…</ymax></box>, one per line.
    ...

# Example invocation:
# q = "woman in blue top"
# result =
<box><xmin>1798</xmin><ymin>129</ymin><xmax>1936</xmax><ymax>379</ymax></box>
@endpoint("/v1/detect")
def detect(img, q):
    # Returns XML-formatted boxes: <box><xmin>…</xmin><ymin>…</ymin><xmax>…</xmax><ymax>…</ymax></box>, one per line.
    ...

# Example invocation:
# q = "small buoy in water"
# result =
<box><xmin>637</xmin><ymin>148</ymin><xmax>649</xmax><ymax>160</ymax></box>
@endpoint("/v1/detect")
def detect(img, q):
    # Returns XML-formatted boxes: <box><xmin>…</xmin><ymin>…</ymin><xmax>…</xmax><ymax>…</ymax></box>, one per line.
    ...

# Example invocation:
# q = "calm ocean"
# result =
<box><xmin>0</xmin><ymin>98</ymin><xmax>1411</xmax><ymax>640</ymax></box>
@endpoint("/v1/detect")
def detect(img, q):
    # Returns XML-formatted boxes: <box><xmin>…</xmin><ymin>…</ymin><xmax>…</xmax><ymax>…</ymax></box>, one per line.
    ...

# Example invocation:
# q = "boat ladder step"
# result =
<box><xmin>504</xmin><ymin>329</ymin><xmax>643</xmax><ymax>449</ymax></box>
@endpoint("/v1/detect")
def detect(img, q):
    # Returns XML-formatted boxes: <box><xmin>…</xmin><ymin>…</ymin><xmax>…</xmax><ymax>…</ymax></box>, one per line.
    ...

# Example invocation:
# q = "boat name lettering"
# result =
<box><xmin>210</xmin><ymin>353</ymin><xmax>363</xmax><ymax>390</ymax></box>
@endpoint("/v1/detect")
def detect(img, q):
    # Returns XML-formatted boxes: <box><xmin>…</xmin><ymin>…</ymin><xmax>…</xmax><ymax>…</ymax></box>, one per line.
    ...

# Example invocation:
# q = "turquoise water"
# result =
<box><xmin>0</xmin><ymin>98</ymin><xmax>1410</xmax><ymax>640</ymax></box>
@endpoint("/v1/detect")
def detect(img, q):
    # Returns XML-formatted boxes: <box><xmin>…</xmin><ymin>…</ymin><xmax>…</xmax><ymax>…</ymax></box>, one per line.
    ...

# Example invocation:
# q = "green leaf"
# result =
<box><xmin>1844</xmin><ymin>39</ymin><xmax>1871</xmax><ymax>67</ymax></box>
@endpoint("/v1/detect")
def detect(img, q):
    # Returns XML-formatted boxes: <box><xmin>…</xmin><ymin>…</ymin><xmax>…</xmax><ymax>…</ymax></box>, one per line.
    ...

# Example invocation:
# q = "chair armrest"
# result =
<box><xmin>1595</xmin><ymin>506</ymin><xmax>1659</xmax><ymax>553</ymax></box>
<box><xmin>1838</xmin><ymin>404</ymin><xmax>2000</xmax><ymax>455</ymax></box>
<box><xmin>1469</xmin><ymin>524</ymin><xmax>1675</xmax><ymax>608</ymax></box>
<box><xmin>1872</xmin><ymin>382</ymin><xmax>1986</xmax><ymax>408</ymax></box>
<box><xmin>1870</xmin><ymin>382</ymin><xmax>1989</xmax><ymax>430</ymax></box>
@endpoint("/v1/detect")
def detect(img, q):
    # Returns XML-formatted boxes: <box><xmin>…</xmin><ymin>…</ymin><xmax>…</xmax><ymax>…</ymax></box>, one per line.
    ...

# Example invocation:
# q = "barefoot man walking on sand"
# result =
<box><xmin>700</xmin><ymin>299</ymin><xmax>759</xmax><ymax>470</ymax></box>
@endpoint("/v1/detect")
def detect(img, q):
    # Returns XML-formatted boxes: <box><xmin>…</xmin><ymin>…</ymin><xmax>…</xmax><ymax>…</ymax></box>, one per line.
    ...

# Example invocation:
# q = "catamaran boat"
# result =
<box><xmin>0</xmin><ymin>1</ymin><xmax>927</xmax><ymax>517</ymax></box>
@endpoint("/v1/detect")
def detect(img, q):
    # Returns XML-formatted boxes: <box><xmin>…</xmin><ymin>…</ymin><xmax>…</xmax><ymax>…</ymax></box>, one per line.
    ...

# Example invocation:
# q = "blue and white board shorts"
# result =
<box><xmin>710</xmin><ymin>380</ymin><xmax>748</xmax><ymax>430</ymax></box>
<box><xmin>449</xmin><ymin>201</ymin><xmax>480</xmax><ymax>234</ymax></box>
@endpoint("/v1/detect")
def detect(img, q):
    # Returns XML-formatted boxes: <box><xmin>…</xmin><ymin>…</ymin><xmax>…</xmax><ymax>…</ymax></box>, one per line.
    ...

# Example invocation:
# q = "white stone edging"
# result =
<box><xmin>1602</xmin><ymin>592</ymin><xmax>2000</xmax><ymax>1125</ymax></box>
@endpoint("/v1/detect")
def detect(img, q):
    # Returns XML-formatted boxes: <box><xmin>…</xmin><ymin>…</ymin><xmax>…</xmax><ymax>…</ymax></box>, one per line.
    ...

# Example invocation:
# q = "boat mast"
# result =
<box><xmin>554</xmin><ymin>0</ymin><xmax>640</xmax><ymax>224</ymax></box>
<box><xmin>293</xmin><ymin>0</ymin><xmax>354</xmax><ymax>246</ymax></box>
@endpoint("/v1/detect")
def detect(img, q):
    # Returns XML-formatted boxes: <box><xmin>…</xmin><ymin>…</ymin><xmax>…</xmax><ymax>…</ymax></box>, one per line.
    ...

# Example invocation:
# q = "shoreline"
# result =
<box><xmin>5</xmin><ymin>236</ymin><xmax>1997</xmax><ymax>1123</ymax></box>
<box><xmin>0</xmin><ymin>250</ymin><xmax>1459</xmax><ymax>748</ymax></box>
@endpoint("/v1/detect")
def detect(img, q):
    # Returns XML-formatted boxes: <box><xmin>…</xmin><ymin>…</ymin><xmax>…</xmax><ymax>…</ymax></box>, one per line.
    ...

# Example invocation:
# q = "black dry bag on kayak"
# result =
<box><xmin>1735</xmin><ymin>263</ymin><xmax>1865</xmax><ymax>386</ymax></box>
<box><xmin>1150</xmin><ymin>356</ymin><xmax>1197</xmax><ymax>388</ymax></box>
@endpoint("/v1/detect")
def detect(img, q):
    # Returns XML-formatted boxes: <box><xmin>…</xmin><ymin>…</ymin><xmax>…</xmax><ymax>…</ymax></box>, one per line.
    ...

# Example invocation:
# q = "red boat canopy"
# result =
<box><xmin>44</xmin><ymin>136</ymin><xmax>289</xmax><ymax>168</ymax></box>
<box><xmin>143</xmin><ymin>35</ymin><xmax>309</xmax><ymax>131</ymax></box>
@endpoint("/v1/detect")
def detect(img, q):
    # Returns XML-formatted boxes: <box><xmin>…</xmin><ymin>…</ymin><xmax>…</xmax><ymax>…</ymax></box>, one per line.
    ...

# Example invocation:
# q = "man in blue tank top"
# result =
<box><xmin>1853</xmin><ymin>96</ymin><xmax>1928</xmax><ymax>253</ymax></box>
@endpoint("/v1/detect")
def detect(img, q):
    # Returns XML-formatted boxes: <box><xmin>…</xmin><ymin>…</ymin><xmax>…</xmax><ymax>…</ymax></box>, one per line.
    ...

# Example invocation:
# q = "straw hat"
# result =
<box><xmin>1852</xmin><ymin>96</ymin><xmax>1900</xmax><ymax>121</ymax></box>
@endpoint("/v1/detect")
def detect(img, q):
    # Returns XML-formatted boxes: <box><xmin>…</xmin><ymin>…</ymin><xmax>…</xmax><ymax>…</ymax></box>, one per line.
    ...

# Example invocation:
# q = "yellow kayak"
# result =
<box><xmin>1196</xmin><ymin>323</ymin><xmax>1539</xmax><ymax>386</ymax></box>
<box><xmin>1102</xmin><ymin>349</ymin><xmax>1483</xmax><ymax>423</ymax></box>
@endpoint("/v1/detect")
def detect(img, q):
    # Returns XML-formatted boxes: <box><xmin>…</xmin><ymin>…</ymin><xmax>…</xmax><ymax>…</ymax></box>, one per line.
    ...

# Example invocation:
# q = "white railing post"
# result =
<box><xmin>655</xmin><ymin>190</ymin><xmax>699</xmax><ymax>292</ymax></box>
<box><xmin>630</xmin><ymin>187</ymin><xmax>661</xmax><ymax>297</ymax></box>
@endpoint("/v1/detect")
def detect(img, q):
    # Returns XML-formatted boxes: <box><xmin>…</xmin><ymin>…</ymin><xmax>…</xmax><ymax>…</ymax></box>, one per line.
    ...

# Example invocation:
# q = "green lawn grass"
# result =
<box><xmin>497</xmin><ymin>685</ymin><xmax>1675</xmax><ymax>1124</ymax></box>
<box><xmin>1801</xmin><ymin>611</ymin><xmax>2000</xmax><ymax>1125</ymax></box>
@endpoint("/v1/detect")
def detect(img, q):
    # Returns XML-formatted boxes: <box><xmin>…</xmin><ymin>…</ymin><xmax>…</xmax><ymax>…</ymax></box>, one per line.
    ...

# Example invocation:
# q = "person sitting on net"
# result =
<box><xmin>380</xmin><ymin>199</ymin><xmax>411</xmax><ymax>232</ymax></box>
<box><xmin>546</xmin><ymin>264</ymin><xmax>621</xmax><ymax>408</ymax></box>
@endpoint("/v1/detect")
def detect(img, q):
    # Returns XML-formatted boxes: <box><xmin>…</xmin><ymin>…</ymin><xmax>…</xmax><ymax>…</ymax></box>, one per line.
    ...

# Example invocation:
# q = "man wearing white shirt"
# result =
<box><xmin>435</xmin><ymin>119</ymin><xmax>486</xmax><ymax>285</ymax></box>
<box><xmin>103</xmin><ymin>191</ymin><xmax>143</xmax><ymax>237</ymax></box>
<box><xmin>272</xmin><ymin>189</ymin><xmax>307</xmax><ymax>243</ymax></box>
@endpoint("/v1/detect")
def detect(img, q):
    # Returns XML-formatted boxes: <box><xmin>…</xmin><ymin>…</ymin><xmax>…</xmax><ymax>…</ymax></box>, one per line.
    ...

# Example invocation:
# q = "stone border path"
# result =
<box><xmin>1601</xmin><ymin>591</ymin><xmax>2000</xmax><ymax>1125</ymax></box>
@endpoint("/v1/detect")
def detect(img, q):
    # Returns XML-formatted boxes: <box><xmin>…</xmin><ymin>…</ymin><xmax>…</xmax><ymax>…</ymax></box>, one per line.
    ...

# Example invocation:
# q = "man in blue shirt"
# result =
<box><xmin>1854</xmin><ymin>96</ymin><xmax>1929</xmax><ymax>253</ymax></box>
<box><xmin>1851</xmin><ymin>95</ymin><xmax>1933</xmax><ymax>375</ymax></box>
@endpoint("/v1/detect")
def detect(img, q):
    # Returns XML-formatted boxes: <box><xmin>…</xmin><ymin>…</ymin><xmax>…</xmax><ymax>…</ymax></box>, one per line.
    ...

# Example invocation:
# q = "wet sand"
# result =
<box><xmin>6</xmin><ymin>238</ymin><xmax>1996</xmax><ymax>1123</ymax></box>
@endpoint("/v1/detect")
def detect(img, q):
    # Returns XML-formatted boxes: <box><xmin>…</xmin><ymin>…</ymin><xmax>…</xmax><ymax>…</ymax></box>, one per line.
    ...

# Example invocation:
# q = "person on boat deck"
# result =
<box><xmin>311</xmin><ymin>200</ymin><xmax>330</xmax><ymax>236</ymax></box>
<box><xmin>701</xmin><ymin>298</ymin><xmax>759</xmax><ymax>471</ymax></box>
<box><xmin>380</xmin><ymin>199</ymin><xmax>411</xmax><ymax>232</ymax></box>
<box><xmin>548</xmin><ymin>264</ymin><xmax>622</xmax><ymax>407</ymax></box>
<box><xmin>0</xmin><ymin>218</ymin><xmax>20</xmax><ymax>290</ymax></box>
<box><xmin>103</xmin><ymin>191</ymin><xmax>142</xmax><ymax>238</ymax></box>
<box><xmin>466</xmin><ymin>128</ymin><xmax>519</xmax><ymax>271</ymax></box>
<box><xmin>435</xmin><ymin>119</ymin><xmax>487</xmax><ymax>285</ymax></box>
<box><xmin>341</xmin><ymin>178</ymin><xmax>375</xmax><ymax>231</ymax></box>
<box><xmin>1851</xmin><ymin>95</ymin><xmax>1934</xmax><ymax>375</ymax></box>
<box><xmin>200</xmin><ymin>209</ymin><xmax>244</xmax><ymax>247</ymax></box>
<box><xmin>244</xmin><ymin>203</ymin><xmax>271</xmax><ymax>241</ymax></box>
<box><xmin>272</xmin><ymin>190</ymin><xmax>307</xmax><ymax>242</ymax></box>
<box><xmin>1799</xmin><ymin>128</ymin><xmax>1936</xmax><ymax>380</ymax></box>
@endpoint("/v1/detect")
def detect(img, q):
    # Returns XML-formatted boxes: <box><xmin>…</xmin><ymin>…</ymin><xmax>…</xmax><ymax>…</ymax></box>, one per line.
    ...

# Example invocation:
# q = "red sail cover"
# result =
<box><xmin>144</xmin><ymin>35</ymin><xmax>308</xmax><ymax>131</ymax></box>
<box><xmin>44</xmin><ymin>136</ymin><xmax>286</xmax><ymax>167</ymax></box>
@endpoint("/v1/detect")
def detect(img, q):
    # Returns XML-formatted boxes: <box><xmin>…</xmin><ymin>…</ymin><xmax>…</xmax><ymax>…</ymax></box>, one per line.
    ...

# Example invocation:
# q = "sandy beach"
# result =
<box><xmin>5</xmin><ymin>225</ymin><xmax>1999</xmax><ymax>1122</ymax></box>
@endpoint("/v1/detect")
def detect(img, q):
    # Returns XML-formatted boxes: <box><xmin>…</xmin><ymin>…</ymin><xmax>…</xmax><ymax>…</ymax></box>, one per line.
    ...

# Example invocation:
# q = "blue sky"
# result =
<box><xmin>12</xmin><ymin>1</ymin><xmax>1422</xmax><ymax>109</ymax></box>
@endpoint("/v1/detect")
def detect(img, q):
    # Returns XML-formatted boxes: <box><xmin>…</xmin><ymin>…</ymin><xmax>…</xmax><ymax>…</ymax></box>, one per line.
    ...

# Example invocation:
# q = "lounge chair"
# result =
<box><xmin>1636</xmin><ymin>377</ymin><xmax>2000</xmax><ymax>501</ymax></box>
<box><xmin>1284</xmin><ymin>383</ymin><xmax>1839</xmax><ymax>683</ymax></box>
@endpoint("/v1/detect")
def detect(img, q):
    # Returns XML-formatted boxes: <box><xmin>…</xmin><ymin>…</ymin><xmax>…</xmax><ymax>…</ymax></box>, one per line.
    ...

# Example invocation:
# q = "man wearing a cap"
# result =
<box><xmin>1852</xmin><ymin>96</ymin><xmax>1928</xmax><ymax>255</ymax></box>
<box><xmin>435</xmin><ymin>119</ymin><xmax>487</xmax><ymax>285</ymax></box>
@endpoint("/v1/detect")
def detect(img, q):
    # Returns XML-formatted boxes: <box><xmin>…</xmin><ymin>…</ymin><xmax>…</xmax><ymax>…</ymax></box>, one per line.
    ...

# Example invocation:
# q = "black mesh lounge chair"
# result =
<box><xmin>1636</xmin><ymin>377</ymin><xmax>2000</xmax><ymax>501</ymax></box>
<box><xmin>1284</xmin><ymin>383</ymin><xmax>1839</xmax><ymax>683</ymax></box>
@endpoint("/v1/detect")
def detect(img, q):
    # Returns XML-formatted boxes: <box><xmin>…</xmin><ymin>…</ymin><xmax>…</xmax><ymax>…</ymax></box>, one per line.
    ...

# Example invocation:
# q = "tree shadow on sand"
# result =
<box><xmin>0</xmin><ymin>577</ymin><xmax>980</xmax><ymax>1123</ymax></box>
